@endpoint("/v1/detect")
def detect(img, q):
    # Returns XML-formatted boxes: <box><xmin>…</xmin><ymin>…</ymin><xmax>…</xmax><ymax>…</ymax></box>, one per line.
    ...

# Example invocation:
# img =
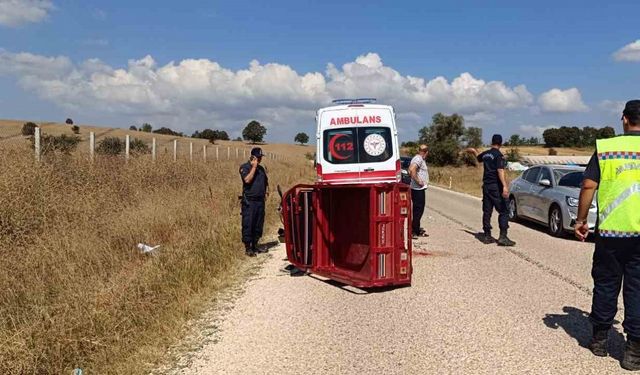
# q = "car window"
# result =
<box><xmin>358</xmin><ymin>127</ymin><xmax>393</xmax><ymax>163</ymax></box>
<box><xmin>524</xmin><ymin>167</ymin><xmax>540</xmax><ymax>183</ymax></box>
<box><xmin>323</xmin><ymin>128</ymin><xmax>357</xmax><ymax>164</ymax></box>
<box><xmin>539</xmin><ymin>167</ymin><xmax>552</xmax><ymax>184</ymax></box>
<box><xmin>521</xmin><ymin>169</ymin><xmax>530</xmax><ymax>181</ymax></box>
<box><xmin>558</xmin><ymin>171</ymin><xmax>584</xmax><ymax>188</ymax></box>
<box><xmin>323</xmin><ymin>127</ymin><xmax>393</xmax><ymax>164</ymax></box>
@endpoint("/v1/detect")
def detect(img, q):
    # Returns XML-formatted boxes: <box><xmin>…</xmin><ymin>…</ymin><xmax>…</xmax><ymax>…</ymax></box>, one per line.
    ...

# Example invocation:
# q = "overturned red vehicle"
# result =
<box><xmin>280</xmin><ymin>99</ymin><xmax>412</xmax><ymax>288</ymax></box>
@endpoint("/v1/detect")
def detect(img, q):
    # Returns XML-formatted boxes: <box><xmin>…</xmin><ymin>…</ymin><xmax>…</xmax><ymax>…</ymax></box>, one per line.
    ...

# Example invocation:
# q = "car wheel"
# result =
<box><xmin>508</xmin><ymin>196</ymin><xmax>518</xmax><ymax>221</ymax></box>
<box><xmin>548</xmin><ymin>205</ymin><xmax>564</xmax><ymax>237</ymax></box>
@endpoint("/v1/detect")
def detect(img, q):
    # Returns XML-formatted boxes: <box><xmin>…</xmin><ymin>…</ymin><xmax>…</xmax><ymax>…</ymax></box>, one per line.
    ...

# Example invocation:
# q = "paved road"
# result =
<box><xmin>178</xmin><ymin>186</ymin><xmax>629</xmax><ymax>374</ymax></box>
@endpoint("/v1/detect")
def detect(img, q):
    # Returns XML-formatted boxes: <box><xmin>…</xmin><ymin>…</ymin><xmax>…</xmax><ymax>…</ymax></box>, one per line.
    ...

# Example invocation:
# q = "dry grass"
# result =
<box><xmin>504</xmin><ymin>145</ymin><xmax>593</xmax><ymax>156</ymax></box>
<box><xmin>430</xmin><ymin>166</ymin><xmax>522</xmax><ymax>198</ymax></box>
<box><xmin>0</xmin><ymin>144</ymin><xmax>314</xmax><ymax>374</ymax></box>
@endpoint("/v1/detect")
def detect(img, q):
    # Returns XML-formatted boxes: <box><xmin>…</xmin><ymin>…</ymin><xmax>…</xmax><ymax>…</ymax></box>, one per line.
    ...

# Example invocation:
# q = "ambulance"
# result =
<box><xmin>278</xmin><ymin>99</ymin><xmax>413</xmax><ymax>289</ymax></box>
<box><xmin>315</xmin><ymin>98</ymin><xmax>401</xmax><ymax>184</ymax></box>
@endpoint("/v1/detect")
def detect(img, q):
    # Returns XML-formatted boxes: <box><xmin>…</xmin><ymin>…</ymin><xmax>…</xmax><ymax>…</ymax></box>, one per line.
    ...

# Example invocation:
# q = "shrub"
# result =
<box><xmin>459</xmin><ymin>151</ymin><xmax>478</xmax><ymax>167</ymax></box>
<box><xmin>35</xmin><ymin>134</ymin><xmax>81</xmax><ymax>155</ymax></box>
<box><xmin>21</xmin><ymin>122</ymin><xmax>38</xmax><ymax>136</ymax></box>
<box><xmin>96</xmin><ymin>137</ymin><xmax>125</xmax><ymax>155</ymax></box>
<box><xmin>507</xmin><ymin>149</ymin><xmax>519</xmax><ymax>161</ymax></box>
<box><xmin>65</xmin><ymin>118</ymin><xmax>74</xmax><ymax>125</ymax></box>
<box><xmin>129</xmin><ymin>125</ymin><xmax>138</xmax><ymax>131</ymax></box>
<box><xmin>304</xmin><ymin>152</ymin><xmax>315</xmax><ymax>161</ymax></box>
<box><xmin>130</xmin><ymin>138</ymin><xmax>151</xmax><ymax>155</ymax></box>
<box><xmin>71</xmin><ymin>125</ymin><xmax>80</xmax><ymax>134</ymax></box>
<box><xmin>548</xmin><ymin>148</ymin><xmax>558</xmax><ymax>156</ymax></box>
<box><xmin>505</xmin><ymin>147</ymin><xmax>521</xmax><ymax>162</ymax></box>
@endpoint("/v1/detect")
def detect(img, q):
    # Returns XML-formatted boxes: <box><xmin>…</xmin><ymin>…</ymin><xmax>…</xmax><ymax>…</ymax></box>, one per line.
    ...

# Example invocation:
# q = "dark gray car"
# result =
<box><xmin>508</xmin><ymin>165</ymin><xmax>597</xmax><ymax>237</ymax></box>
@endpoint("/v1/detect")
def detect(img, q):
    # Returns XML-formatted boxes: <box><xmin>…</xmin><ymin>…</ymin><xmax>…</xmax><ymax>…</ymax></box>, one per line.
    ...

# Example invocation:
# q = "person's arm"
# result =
<box><xmin>497</xmin><ymin>154</ymin><xmax>508</xmax><ymax>198</ymax></box>
<box><xmin>243</xmin><ymin>157</ymin><xmax>259</xmax><ymax>184</ymax></box>
<box><xmin>575</xmin><ymin>178</ymin><xmax>598</xmax><ymax>241</ymax></box>
<box><xmin>409</xmin><ymin>162</ymin><xmax>423</xmax><ymax>186</ymax></box>
<box><xmin>498</xmin><ymin>169</ymin><xmax>509</xmax><ymax>198</ymax></box>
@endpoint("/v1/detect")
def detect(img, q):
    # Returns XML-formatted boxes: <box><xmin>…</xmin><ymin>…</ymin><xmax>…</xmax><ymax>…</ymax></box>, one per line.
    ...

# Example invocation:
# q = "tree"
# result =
<box><xmin>464</xmin><ymin>127</ymin><xmax>483</xmax><ymax>148</ymax></box>
<box><xmin>526</xmin><ymin>137</ymin><xmax>539</xmax><ymax>145</ymax></box>
<box><xmin>21</xmin><ymin>122</ymin><xmax>38</xmax><ymax>136</ymax></box>
<box><xmin>192</xmin><ymin>129</ymin><xmax>230</xmax><ymax>143</ymax></box>
<box><xmin>418</xmin><ymin>113</ymin><xmax>465</xmax><ymax>166</ymax></box>
<box><xmin>141</xmin><ymin>123</ymin><xmax>152</xmax><ymax>132</ymax></box>
<box><xmin>65</xmin><ymin>118</ymin><xmax>73</xmax><ymax>125</ymax></box>
<box><xmin>597</xmin><ymin>126</ymin><xmax>616</xmax><ymax>140</ymax></box>
<box><xmin>234</xmin><ymin>136</ymin><xmax>243</xmax><ymax>142</ymax></box>
<box><xmin>129</xmin><ymin>125</ymin><xmax>138</xmax><ymax>131</ymax></box>
<box><xmin>294</xmin><ymin>132</ymin><xmax>309</xmax><ymax>145</ymax></box>
<box><xmin>508</xmin><ymin>134</ymin><xmax>523</xmax><ymax>147</ymax></box>
<box><xmin>153</xmin><ymin>127</ymin><xmax>182</xmax><ymax>136</ymax></box>
<box><xmin>242</xmin><ymin>120</ymin><xmax>267</xmax><ymax>144</ymax></box>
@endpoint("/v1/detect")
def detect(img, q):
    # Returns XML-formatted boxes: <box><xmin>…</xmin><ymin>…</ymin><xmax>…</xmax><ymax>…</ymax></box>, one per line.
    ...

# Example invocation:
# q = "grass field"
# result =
<box><xmin>0</xmin><ymin>119</ymin><xmax>315</xmax><ymax>160</ymax></box>
<box><xmin>429</xmin><ymin>166</ymin><xmax>522</xmax><ymax>198</ymax></box>
<box><xmin>0</xmin><ymin>133</ymin><xmax>314</xmax><ymax>374</ymax></box>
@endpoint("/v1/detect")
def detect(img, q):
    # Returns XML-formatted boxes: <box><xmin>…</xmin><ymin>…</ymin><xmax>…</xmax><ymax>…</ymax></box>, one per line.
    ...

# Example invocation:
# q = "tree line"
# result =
<box><xmin>404</xmin><ymin>113</ymin><xmax>618</xmax><ymax>166</ymax></box>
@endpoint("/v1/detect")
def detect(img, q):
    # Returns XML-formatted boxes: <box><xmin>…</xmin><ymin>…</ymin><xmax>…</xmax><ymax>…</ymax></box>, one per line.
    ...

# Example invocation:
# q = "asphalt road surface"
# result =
<box><xmin>176</xmin><ymin>186</ymin><xmax>629</xmax><ymax>375</ymax></box>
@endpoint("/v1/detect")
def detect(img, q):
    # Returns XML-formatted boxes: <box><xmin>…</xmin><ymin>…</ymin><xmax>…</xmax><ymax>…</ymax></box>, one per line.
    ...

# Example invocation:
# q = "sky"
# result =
<box><xmin>0</xmin><ymin>0</ymin><xmax>639</xmax><ymax>143</ymax></box>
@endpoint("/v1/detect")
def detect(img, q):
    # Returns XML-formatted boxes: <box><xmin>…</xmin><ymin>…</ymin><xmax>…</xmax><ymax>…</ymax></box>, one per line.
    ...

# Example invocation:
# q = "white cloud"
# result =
<box><xmin>0</xmin><ymin>0</ymin><xmax>54</xmax><ymax>27</ymax></box>
<box><xmin>518</xmin><ymin>125</ymin><xmax>555</xmax><ymax>139</ymax></box>
<box><xmin>538</xmin><ymin>88</ymin><xmax>588</xmax><ymax>113</ymax></box>
<box><xmin>599</xmin><ymin>99</ymin><xmax>625</xmax><ymax>115</ymax></box>
<box><xmin>613</xmin><ymin>40</ymin><xmax>640</xmax><ymax>62</ymax></box>
<box><xmin>0</xmin><ymin>50</ymin><xmax>537</xmax><ymax>137</ymax></box>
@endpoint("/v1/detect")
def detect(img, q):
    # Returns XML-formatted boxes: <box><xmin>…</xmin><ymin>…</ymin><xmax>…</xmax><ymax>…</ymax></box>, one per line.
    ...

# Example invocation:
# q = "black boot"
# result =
<box><xmin>480</xmin><ymin>232</ymin><xmax>495</xmax><ymax>244</ymax></box>
<box><xmin>588</xmin><ymin>327</ymin><xmax>608</xmax><ymax>357</ymax></box>
<box><xmin>622</xmin><ymin>337</ymin><xmax>640</xmax><ymax>371</ymax></box>
<box><xmin>244</xmin><ymin>242</ymin><xmax>256</xmax><ymax>257</ymax></box>
<box><xmin>254</xmin><ymin>241</ymin><xmax>268</xmax><ymax>254</ymax></box>
<box><xmin>497</xmin><ymin>230</ymin><xmax>516</xmax><ymax>247</ymax></box>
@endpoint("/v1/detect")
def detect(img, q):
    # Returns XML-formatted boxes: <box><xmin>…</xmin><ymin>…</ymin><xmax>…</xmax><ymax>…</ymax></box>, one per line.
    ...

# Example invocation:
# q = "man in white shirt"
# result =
<box><xmin>409</xmin><ymin>144</ymin><xmax>429</xmax><ymax>239</ymax></box>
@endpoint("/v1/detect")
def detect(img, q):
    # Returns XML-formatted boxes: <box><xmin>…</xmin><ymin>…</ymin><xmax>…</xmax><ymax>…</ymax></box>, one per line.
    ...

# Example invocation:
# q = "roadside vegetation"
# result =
<box><xmin>0</xmin><ymin>144</ymin><xmax>313</xmax><ymax>374</ymax></box>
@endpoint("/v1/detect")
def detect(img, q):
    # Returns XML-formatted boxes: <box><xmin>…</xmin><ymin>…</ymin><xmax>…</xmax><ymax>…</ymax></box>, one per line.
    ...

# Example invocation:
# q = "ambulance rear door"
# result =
<box><xmin>317</xmin><ymin>105</ymin><xmax>399</xmax><ymax>184</ymax></box>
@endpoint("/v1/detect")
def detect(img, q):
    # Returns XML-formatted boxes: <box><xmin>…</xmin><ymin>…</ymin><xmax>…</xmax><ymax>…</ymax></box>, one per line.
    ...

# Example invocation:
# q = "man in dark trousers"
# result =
<box><xmin>239</xmin><ymin>147</ymin><xmax>269</xmax><ymax>257</ymax></box>
<box><xmin>467</xmin><ymin>134</ymin><xmax>516</xmax><ymax>246</ymax></box>
<box><xmin>576</xmin><ymin>100</ymin><xmax>640</xmax><ymax>370</ymax></box>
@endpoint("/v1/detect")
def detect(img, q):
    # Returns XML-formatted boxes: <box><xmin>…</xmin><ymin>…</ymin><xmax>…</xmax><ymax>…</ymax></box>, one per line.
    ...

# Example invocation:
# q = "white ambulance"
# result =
<box><xmin>315</xmin><ymin>98</ymin><xmax>401</xmax><ymax>184</ymax></box>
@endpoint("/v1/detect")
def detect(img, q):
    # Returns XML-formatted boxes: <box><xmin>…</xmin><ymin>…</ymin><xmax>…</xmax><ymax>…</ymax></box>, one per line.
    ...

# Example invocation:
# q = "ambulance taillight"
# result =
<box><xmin>395</xmin><ymin>159</ymin><xmax>402</xmax><ymax>182</ymax></box>
<box><xmin>316</xmin><ymin>163</ymin><xmax>323</xmax><ymax>182</ymax></box>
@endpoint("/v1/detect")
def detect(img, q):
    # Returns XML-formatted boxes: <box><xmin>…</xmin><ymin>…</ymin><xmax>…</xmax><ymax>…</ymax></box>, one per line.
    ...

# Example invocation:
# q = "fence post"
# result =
<box><xmin>125</xmin><ymin>135</ymin><xmax>130</xmax><ymax>162</ymax></box>
<box><xmin>89</xmin><ymin>132</ymin><xmax>95</xmax><ymax>161</ymax></box>
<box><xmin>203</xmin><ymin>145</ymin><xmax>207</xmax><ymax>162</ymax></box>
<box><xmin>216</xmin><ymin>146</ymin><xmax>219</xmax><ymax>160</ymax></box>
<box><xmin>236</xmin><ymin>148</ymin><xmax>239</xmax><ymax>159</ymax></box>
<box><xmin>243</xmin><ymin>149</ymin><xmax>246</xmax><ymax>158</ymax></box>
<box><xmin>227</xmin><ymin>147</ymin><xmax>230</xmax><ymax>160</ymax></box>
<box><xmin>189</xmin><ymin>142</ymin><xmax>193</xmax><ymax>162</ymax></box>
<box><xmin>34</xmin><ymin>127</ymin><xmax>41</xmax><ymax>162</ymax></box>
<box><xmin>152</xmin><ymin>138</ymin><xmax>156</xmax><ymax>162</ymax></box>
<box><xmin>173</xmin><ymin>140</ymin><xmax>178</xmax><ymax>162</ymax></box>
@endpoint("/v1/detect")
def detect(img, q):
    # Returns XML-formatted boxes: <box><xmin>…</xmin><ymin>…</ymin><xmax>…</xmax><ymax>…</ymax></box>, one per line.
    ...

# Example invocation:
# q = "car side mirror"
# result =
<box><xmin>539</xmin><ymin>179</ymin><xmax>551</xmax><ymax>187</ymax></box>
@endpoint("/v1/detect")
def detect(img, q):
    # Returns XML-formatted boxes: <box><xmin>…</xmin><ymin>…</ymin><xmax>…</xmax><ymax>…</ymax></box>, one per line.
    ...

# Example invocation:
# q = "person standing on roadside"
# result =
<box><xmin>239</xmin><ymin>147</ymin><xmax>269</xmax><ymax>257</ymax></box>
<box><xmin>575</xmin><ymin>100</ymin><xmax>640</xmax><ymax>371</ymax></box>
<box><xmin>409</xmin><ymin>144</ymin><xmax>429</xmax><ymax>239</ymax></box>
<box><xmin>466</xmin><ymin>134</ymin><xmax>516</xmax><ymax>246</ymax></box>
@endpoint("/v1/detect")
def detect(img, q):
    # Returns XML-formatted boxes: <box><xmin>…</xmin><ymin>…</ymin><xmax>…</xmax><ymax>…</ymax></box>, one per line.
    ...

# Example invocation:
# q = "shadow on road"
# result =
<box><xmin>461</xmin><ymin>229</ymin><xmax>495</xmax><ymax>245</ymax></box>
<box><xmin>306</xmin><ymin>274</ymin><xmax>410</xmax><ymax>295</ymax></box>
<box><xmin>543</xmin><ymin>306</ymin><xmax>625</xmax><ymax>361</ymax></box>
<box><xmin>511</xmin><ymin>219</ymin><xmax>596</xmax><ymax>243</ymax></box>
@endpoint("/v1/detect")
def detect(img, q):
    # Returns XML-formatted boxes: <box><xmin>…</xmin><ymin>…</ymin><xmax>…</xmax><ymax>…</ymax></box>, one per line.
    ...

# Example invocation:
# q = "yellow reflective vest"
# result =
<box><xmin>597</xmin><ymin>135</ymin><xmax>640</xmax><ymax>237</ymax></box>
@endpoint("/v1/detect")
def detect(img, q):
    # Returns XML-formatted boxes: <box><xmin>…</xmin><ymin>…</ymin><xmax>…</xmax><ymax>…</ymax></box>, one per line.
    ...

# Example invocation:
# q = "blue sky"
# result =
<box><xmin>0</xmin><ymin>0</ymin><xmax>638</xmax><ymax>142</ymax></box>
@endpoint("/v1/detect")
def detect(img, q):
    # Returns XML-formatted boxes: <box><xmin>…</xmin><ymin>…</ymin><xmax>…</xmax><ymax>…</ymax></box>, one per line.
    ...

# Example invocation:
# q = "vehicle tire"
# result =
<box><xmin>548</xmin><ymin>205</ymin><xmax>564</xmax><ymax>237</ymax></box>
<box><xmin>508</xmin><ymin>196</ymin><xmax>519</xmax><ymax>221</ymax></box>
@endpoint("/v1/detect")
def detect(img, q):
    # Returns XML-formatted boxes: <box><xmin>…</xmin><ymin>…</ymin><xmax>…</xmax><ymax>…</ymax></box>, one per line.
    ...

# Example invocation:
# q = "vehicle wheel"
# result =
<box><xmin>548</xmin><ymin>205</ymin><xmax>564</xmax><ymax>237</ymax></box>
<box><xmin>508</xmin><ymin>196</ymin><xmax>518</xmax><ymax>221</ymax></box>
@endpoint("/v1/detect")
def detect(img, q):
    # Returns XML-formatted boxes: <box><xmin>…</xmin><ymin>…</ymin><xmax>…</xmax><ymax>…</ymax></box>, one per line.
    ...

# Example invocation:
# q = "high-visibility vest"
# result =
<box><xmin>597</xmin><ymin>136</ymin><xmax>640</xmax><ymax>237</ymax></box>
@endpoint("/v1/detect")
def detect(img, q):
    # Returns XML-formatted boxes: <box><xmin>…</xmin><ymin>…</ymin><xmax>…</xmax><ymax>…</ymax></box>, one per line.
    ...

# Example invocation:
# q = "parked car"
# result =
<box><xmin>400</xmin><ymin>156</ymin><xmax>412</xmax><ymax>185</ymax></box>
<box><xmin>508</xmin><ymin>165</ymin><xmax>597</xmax><ymax>237</ymax></box>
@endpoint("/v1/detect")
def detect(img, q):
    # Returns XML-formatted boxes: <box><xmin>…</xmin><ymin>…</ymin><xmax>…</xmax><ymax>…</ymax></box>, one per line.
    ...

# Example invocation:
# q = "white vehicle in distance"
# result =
<box><xmin>315</xmin><ymin>98</ymin><xmax>401</xmax><ymax>184</ymax></box>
